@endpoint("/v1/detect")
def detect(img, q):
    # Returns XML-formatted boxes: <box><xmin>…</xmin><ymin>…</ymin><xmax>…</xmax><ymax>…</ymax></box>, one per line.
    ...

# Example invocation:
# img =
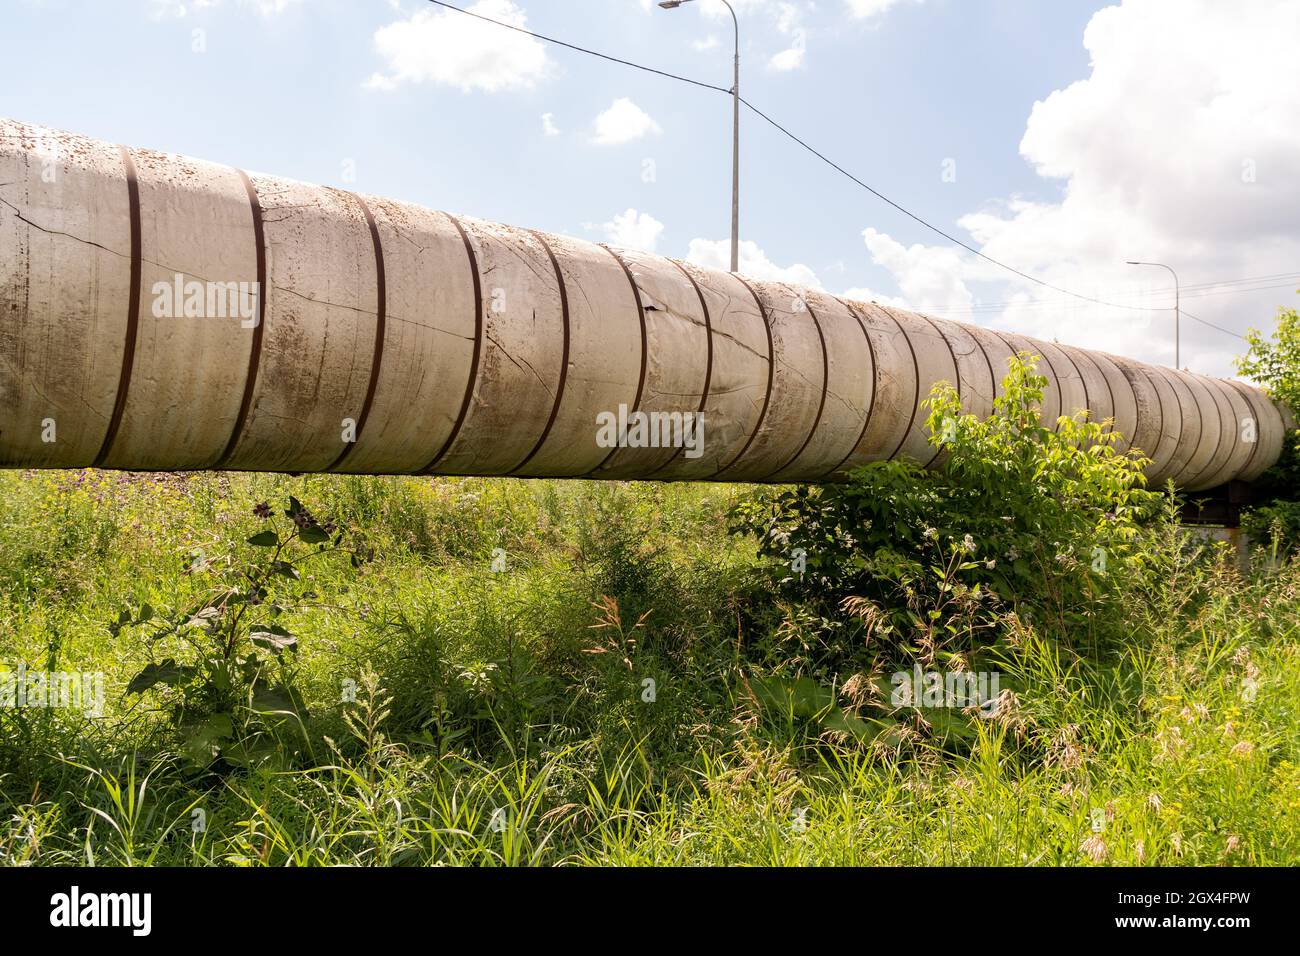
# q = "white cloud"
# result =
<box><xmin>693</xmin><ymin>34</ymin><xmax>721</xmax><ymax>51</ymax></box>
<box><xmin>840</xmin><ymin>285</ymin><xmax>908</xmax><ymax>309</ymax></box>
<box><xmin>700</xmin><ymin>0</ymin><xmax>771</xmax><ymax>18</ymax></box>
<box><xmin>768</xmin><ymin>2</ymin><xmax>807</xmax><ymax>71</ymax></box>
<box><xmin>366</xmin><ymin>0</ymin><xmax>551</xmax><ymax>94</ymax></box>
<box><xmin>541</xmin><ymin>112</ymin><xmax>560</xmax><ymax>137</ymax></box>
<box><xmin>844</xmin><ymin>0</ymin><xmax>923</xmax><ymax>21</ymax></box>
<box><xmin>600</xmin><ymin>209</ymin><xmax>666</xmax><ymax>253</ymax></box>
<box><xmin>687</xmin><ymin>238</ymin><xmax>822</xmax><ymax>288</ymax></box>
<box><xmin>849</xmin><ymin>0</ymin><xmax>1300</xmax><ymax>376</ymax></box>
<box><xmin>855</xmin><ymin>228</ymin><xmax>985</xmax><ymax>314</ymax></box>
<box><xmin>151</xmin><ymin>0</ymin><xmax>304</xmax><ymax>16</ymax></box>
<box><xmin>769</xmin><ymin>46</ymin><xmax>806</xmax><ymax>71</ymax></box>
<box><xmin>591</xmin><ymin>98</ymin><xmax>663</xmax><ymax>146</ymax></box>
<box><xmin>774</xmin><ymin>1</ymin><xmax>801</xmax><ymax>32</ymax></box>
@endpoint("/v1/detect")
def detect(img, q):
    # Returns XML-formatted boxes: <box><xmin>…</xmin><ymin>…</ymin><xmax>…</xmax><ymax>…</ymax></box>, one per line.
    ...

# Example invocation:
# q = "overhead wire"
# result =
<box><xmin>422</xmin><ymin>1</ymin><xmax>1282</xmax><ymax>341</ymax></box>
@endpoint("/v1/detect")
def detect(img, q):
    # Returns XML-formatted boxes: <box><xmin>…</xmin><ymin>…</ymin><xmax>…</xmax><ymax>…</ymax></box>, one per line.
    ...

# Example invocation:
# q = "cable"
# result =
<box><xmin>420</xmin><ymin>1</ymin><xmax>1267</xmax><ymax>320</ymax></box>
<box><xmin>924</xmin><ymin>281</ymin><xmax>1300</xmax><ymax>321</ymax></box>
<box><xmin>936</xmin><ymin>273</ymin><xmax>1300</xmax><ymax>314</ymax></box>
<box><xmin>738</xmin><ymin>97</ymin><xmax>1221</xmax><ymax>316</ymax></box>
<box><xmin>1181</xmin><ymin>309</ymin><xmax>1246</xmax><ymax>341</ymax></box>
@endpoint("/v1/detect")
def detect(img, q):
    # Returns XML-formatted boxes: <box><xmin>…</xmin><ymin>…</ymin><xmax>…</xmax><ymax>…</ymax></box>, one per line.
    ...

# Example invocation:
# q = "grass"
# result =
<box><xmin>1</xmin><ymin>468</ymin><xmax>1298</xmax><ymax>866</ymax></box>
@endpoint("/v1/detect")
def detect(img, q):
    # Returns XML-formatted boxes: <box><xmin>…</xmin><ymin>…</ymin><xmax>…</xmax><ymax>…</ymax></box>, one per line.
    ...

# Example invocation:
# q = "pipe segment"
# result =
<box><xmin>0</xmin><ymin>118</ymin><xmax>1289</xmax><ymax>486</ymax></box>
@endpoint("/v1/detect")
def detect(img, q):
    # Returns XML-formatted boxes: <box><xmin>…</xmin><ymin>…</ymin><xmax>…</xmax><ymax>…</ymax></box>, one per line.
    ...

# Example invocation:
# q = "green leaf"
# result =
<box><xmin>247</xmin><ymin>530</ymin><xmax>280</xmax><ymax>547</ymax></box>
<box><xmin>126</xmin><ymin>659</ymin><xmax>195</xmax><ymax>695</ymax></box>
<box><xmin>108</xmin><ymin>608</ymin><xmax>132</xmax><ymax>637</ymax></box>
<box><xmin>250</xmin><ymin>628</ymin><xmax>297</xmax><ymax>655</ymax></box>
<box><xmin>179</xmin><ymin>713</ymin><xmax>234</xmax><ymax>766</ymax></box>
<box><xmin>184</xmin><ymin>607</ymin><xmax>222</xmax><ymax>633</ymax></box>
<box><xmin>269</xmin><ymin>560</ymin><xmax>299</xmax><ymax>580</ymax></box>
<box><xmin>749</xmin><ymin>675</ymin><xmax>835</xmax><ymax>719</ymax></box>
<box><xmin>252</xmin><ymin>683</ymin><xmax>308</xmax><ymax>718</ymax></box>
<box><xmin>298</xmin><ymin>524</ymin><xmax>330</xmax><ymax>544</ymax></box>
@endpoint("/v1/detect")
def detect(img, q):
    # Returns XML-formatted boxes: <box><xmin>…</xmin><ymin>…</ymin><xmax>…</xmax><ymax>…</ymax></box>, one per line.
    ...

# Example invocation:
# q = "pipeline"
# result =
<box><xmin>0</xmin><ymin>118</ymin><xmax>1290</xmax><ymax>489</ymax></box>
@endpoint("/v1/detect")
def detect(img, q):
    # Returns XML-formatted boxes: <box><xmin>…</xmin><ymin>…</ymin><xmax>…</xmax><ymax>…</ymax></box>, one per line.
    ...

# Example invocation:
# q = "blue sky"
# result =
<box><xmin>4</xmin><ymin>0</ymin><xmax>1298</xmax><ymax>376</ymax></box>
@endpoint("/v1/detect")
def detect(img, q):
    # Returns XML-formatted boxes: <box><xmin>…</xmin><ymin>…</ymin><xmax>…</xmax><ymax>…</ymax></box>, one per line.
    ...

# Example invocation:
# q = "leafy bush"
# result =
<box><xmin>1237</xmin><ymin>306</ymin><xmax>1300</xmax><ymax>552</ymax></box>
<box><xmin>730</xmin><ymin>354</ymin><xmax>1161</xmax><ymax>673</ymax></box>
<box><xmin>117</xmin><ymin>496</ymin><xmax>364</xmax><ymax>771</ymax></box>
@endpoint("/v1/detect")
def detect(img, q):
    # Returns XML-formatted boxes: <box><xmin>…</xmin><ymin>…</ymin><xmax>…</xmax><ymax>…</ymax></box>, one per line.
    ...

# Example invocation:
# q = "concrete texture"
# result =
<box><xmin>0</xmin><ymin>118</ymin><xmax>1290</xmax><ymax>486</ymax></box>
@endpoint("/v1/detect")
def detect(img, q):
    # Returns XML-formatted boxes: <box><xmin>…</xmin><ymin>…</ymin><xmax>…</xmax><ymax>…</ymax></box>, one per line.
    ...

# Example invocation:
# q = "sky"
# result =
<box><xmin>3</xmin><ymin>0</ymin><xmax>1298</xmax><ymax>377</ymax></box>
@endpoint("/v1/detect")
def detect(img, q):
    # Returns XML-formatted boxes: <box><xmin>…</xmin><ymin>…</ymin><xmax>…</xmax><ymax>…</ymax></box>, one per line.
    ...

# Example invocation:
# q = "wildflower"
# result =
<box><xmin>923</xmin><ymin>527</ymin><xmax>938</xmax><ymax>540</ymax></box>
<box><xmin>841</xmin><ymin>672</ymin><xmax>878</xmax><ymax>709</ymax></box>
<box><xmin>1230</xmin><ymin>740</ymin><xmax>1255</xmax><ymax>758</ymax></box>
<box><xmin>961</xmin><ymin>533</ymin><xmax>976</xmax><ymax>553</ymax></box>
<box><xmin>1079</xmin><ymin>834</ymin><xmax>1107</xmax><ymax>862</ymax></box>
<box><xmin>252</xmin><ymin>502</ymin><xmax>272</xmax><ymax>519</ymax></box>
<box><xmin>1226</xmin><ymin>835</ymin><xmax>1241</xmax><ymax>854</ymax></box>
<box><xmin>985</xmin><ymin>559</ymin><xmax>996</xmax><ymax>570</ymax></box>
<box><xmin>1147</xmin><ymin>792</ymin><xmax>1162</xmax><ymax>813</ymax></box>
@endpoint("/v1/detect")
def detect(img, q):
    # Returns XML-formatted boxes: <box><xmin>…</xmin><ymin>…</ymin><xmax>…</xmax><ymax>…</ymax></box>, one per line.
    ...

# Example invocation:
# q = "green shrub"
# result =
<box><xmin>115</xmin><ymin>495</ymin><xmax>363</xmax><ymax>772</ymax></box>
<box><xmin>1237</xmin><ymin>305</ymin><xmax>1300</xmax><ymax>551</ymax></box>
<box><xmin>730</xmin><ymin>354</ymin><xmax>1161</xmax><ymax>673</ymax></box>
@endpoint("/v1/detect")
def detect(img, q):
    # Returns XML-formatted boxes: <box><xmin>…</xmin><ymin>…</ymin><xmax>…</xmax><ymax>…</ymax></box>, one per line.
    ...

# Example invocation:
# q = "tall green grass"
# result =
<box><xmin>2</xmin><ymin>469</ymin><xmax>1298</xmax><ymax>865</ymax></box>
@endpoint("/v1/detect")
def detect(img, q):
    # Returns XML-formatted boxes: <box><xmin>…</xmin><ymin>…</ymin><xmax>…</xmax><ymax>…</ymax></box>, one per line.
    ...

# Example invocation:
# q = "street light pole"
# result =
<box><xmin>1127</xmin><ymin>260</ymin><xmax>1180</xmax><ymax>369</ymax></box>
<box><xmin>659</xmin><ymin>0</ymin><xmax>740</xmax><ymax>273</ymax></box>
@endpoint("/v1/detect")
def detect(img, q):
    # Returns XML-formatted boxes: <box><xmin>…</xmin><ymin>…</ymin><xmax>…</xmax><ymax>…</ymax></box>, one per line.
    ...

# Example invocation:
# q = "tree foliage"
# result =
<box><xmin>1236</xmin><ymin>305</ymin><xmax>1300</xmax><ymax>553</ymax></box>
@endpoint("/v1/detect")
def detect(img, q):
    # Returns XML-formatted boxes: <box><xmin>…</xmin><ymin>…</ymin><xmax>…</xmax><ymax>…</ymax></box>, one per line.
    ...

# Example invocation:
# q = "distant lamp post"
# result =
<box><xmin>659</xmin><ymin>0</ymin><xmax>741</xmax><ymax>274</ymax></box>
<box><xmin>1127</xmin><ymin>260</ymin><xmax>1180</xmax><ymax>369</ymax></box>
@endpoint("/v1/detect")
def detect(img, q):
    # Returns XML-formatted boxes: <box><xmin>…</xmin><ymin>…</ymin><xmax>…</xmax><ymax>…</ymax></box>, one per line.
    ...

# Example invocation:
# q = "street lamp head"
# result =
<box><xmin>658</xmin><ymin>1</ymin><xmax>686</xmax><ymax>8</ymax></box>
<box><xmin>1125</xmin><ymin>260</ymin><xmax>1141</xmax><ymax>265</ymax></box>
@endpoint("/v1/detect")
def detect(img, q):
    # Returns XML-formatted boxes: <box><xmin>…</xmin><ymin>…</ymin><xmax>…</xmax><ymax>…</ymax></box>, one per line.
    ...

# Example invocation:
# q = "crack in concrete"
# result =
<box><xmin>0</xmin><ymin>196</ymin><xmax>130</xmax><ymax>260</ymax></box>
<box><xmin>484</xmin><ymin>328</ymin><xmax>554</xmax><ymax>400</ymax></box>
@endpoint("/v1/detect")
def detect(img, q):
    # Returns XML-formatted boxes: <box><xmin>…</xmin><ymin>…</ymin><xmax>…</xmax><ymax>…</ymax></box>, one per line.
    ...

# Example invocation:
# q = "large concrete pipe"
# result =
<box><xmin>0</xmin><ymin>118</ymin><xmax>1290</xmax><ymax>489</ymax></box>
